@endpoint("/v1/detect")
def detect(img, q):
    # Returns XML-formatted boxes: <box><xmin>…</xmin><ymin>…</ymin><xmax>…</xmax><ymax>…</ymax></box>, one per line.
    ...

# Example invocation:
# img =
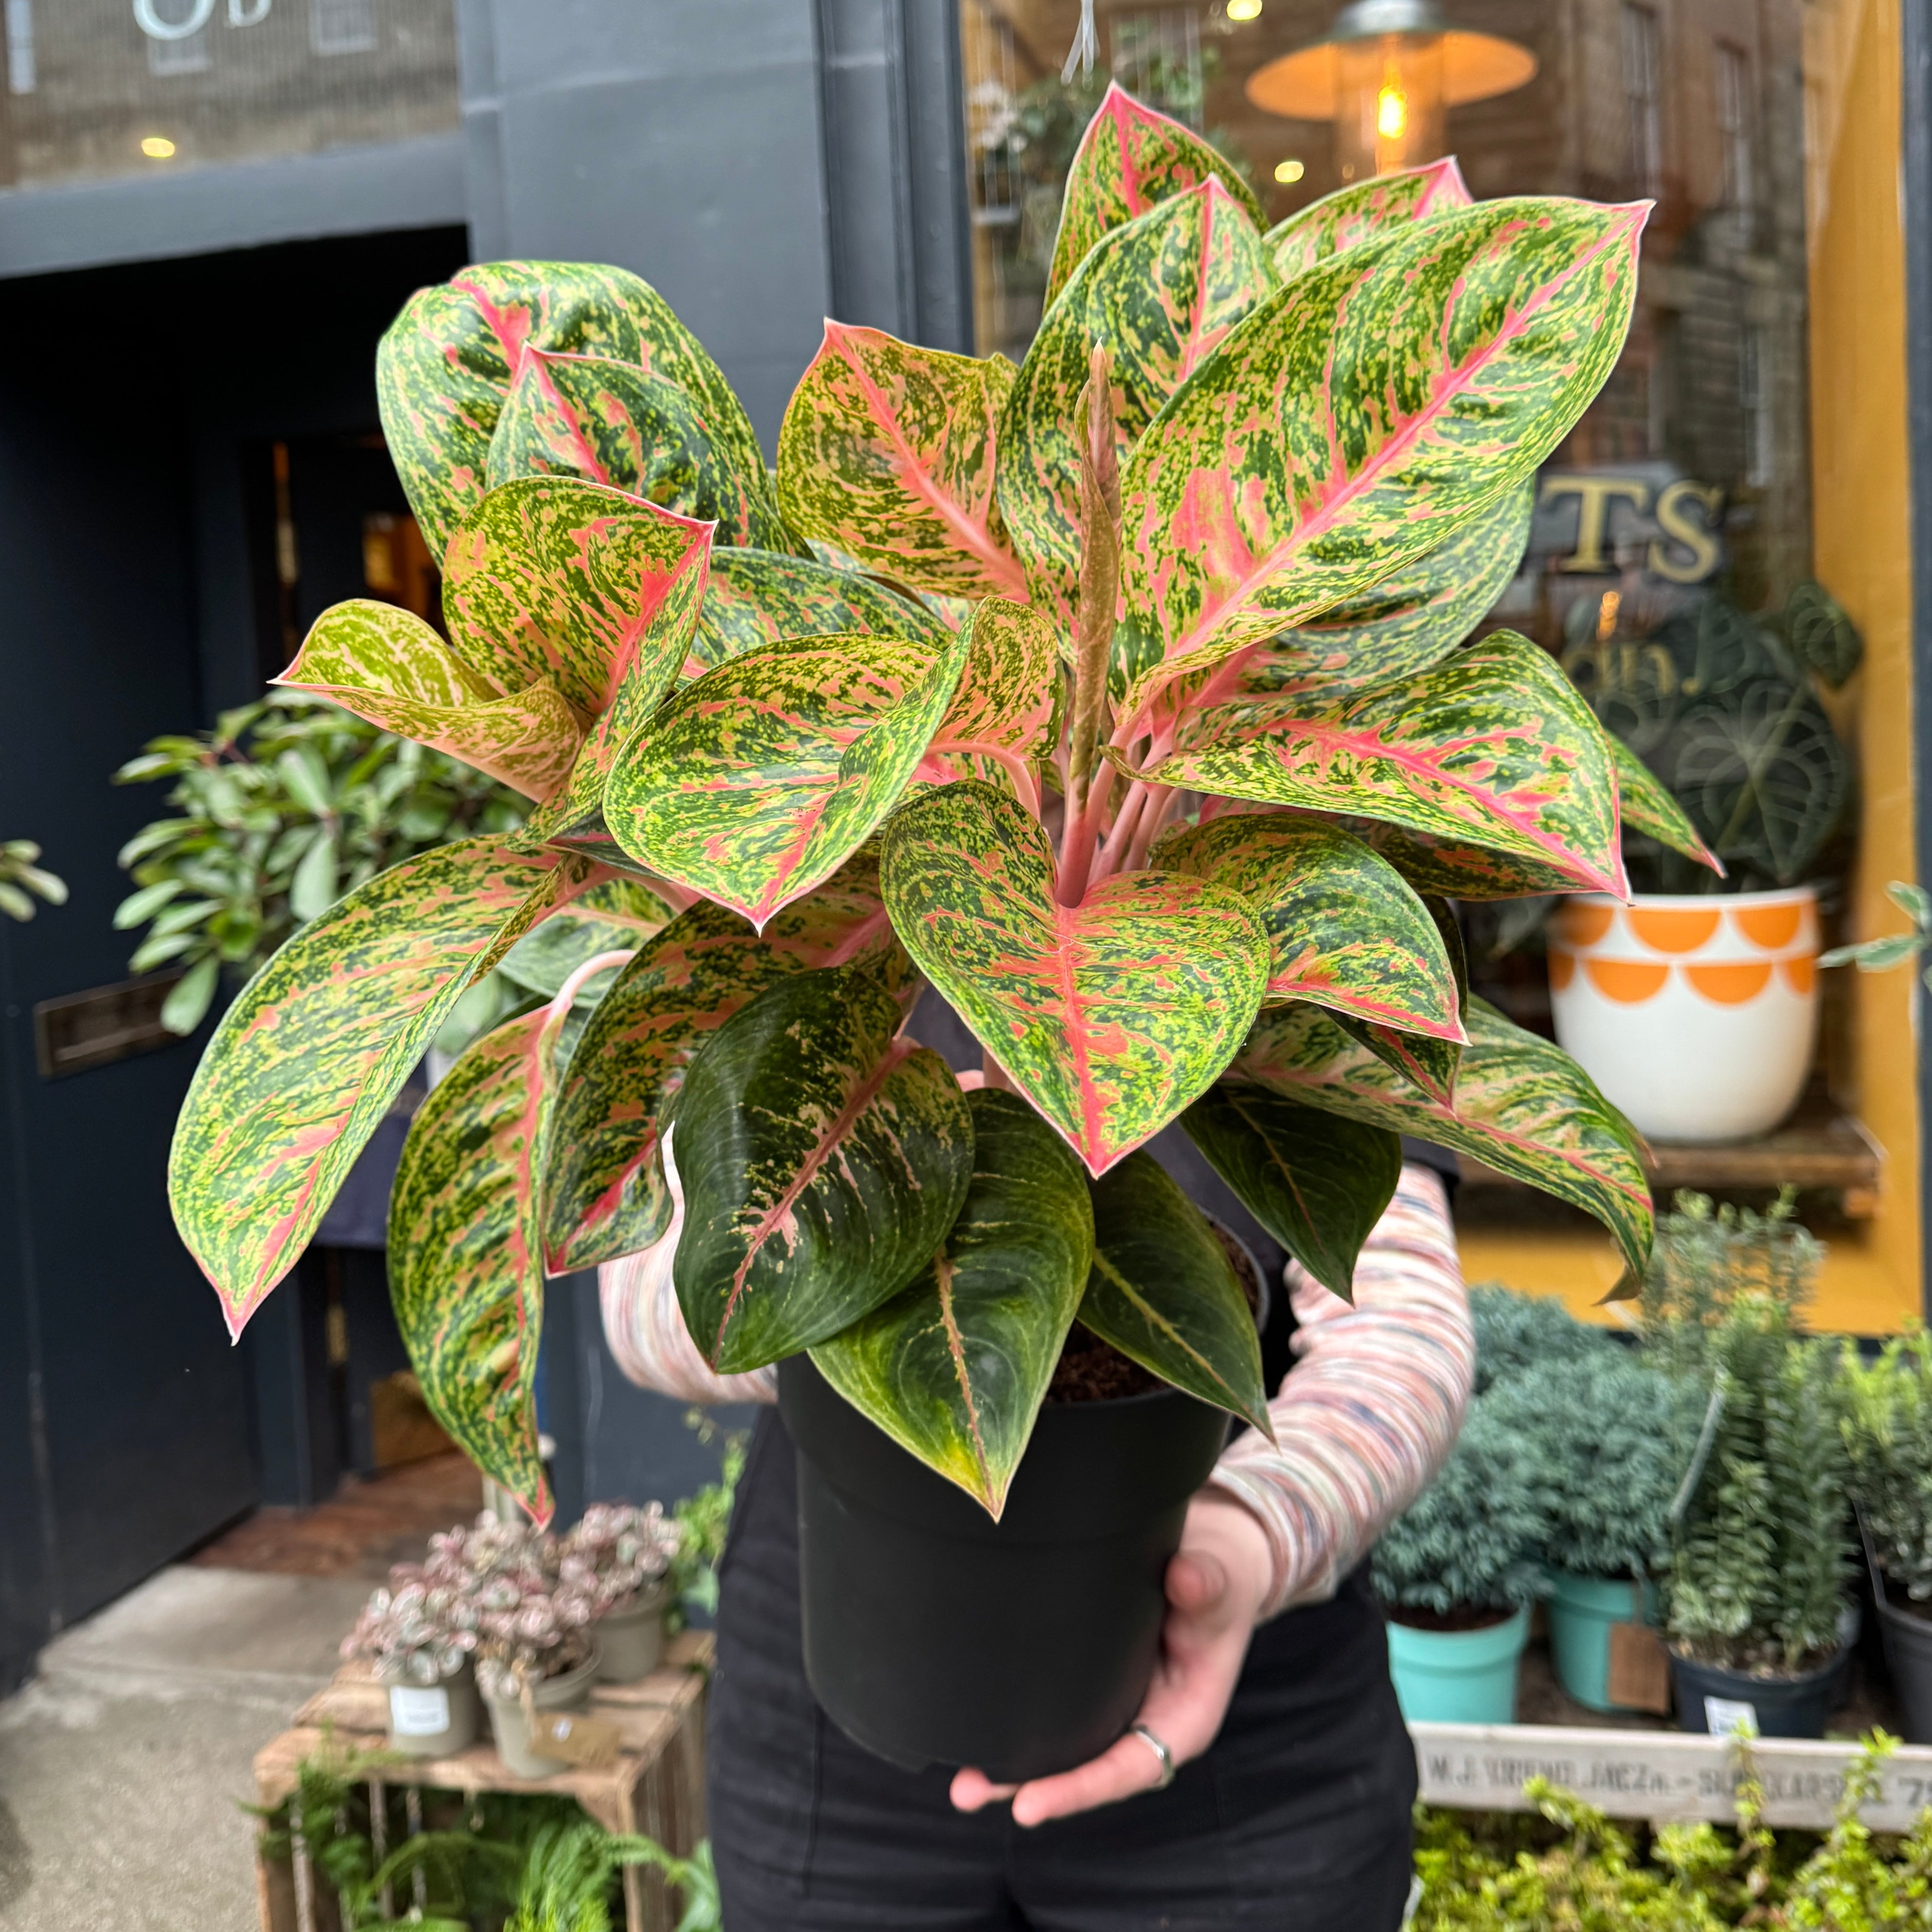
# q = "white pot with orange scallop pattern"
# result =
<box><xmin>1547</xmin><ymin>886</ymin><xmax>1819</xmax><ymax>1143</ymax></box>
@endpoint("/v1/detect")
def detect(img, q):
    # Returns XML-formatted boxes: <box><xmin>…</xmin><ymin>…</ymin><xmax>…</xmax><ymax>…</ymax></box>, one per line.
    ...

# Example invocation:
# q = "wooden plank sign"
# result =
<box><xmin>1412</xmin><ymin>1722</ymin><xmax>1932</xmax><ymax>1831</ymax></box>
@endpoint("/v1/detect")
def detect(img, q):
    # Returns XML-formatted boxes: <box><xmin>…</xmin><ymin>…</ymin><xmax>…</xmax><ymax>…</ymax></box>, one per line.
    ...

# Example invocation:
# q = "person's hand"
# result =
<box><xmin>950</xmin><ymin>1492</ymin><xmax>1273</xmax><ymax>1827</ymax></box>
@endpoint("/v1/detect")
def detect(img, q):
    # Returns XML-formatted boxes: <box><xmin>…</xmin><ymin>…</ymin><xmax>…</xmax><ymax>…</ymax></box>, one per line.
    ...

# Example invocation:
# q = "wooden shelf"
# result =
<box><xmin>1457</xmin><ymin>1089</ymin><xmax>1882</xmax><ymax>1218</ymax></box>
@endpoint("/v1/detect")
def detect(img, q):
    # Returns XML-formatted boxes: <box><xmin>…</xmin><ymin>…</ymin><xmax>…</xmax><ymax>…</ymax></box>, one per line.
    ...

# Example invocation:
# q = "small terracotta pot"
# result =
<box><xmin>1548</xmin><ymin>885</ymin><xmax>1818</xmax><ymax>1142</ymax></box>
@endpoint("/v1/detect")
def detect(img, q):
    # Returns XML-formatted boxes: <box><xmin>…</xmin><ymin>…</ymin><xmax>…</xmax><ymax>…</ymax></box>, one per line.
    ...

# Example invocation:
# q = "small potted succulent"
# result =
<box><xmin>166</xmin><ymin>87</ymin><xmax>1670</xmax><ymax>1777</ymax></box>
<box><xmin>1841</xmin><ymin>1333</ymin><xmax>1932</xmax><ymax>1742</ymax></box>
<box><xmin>341</xmin><ymin>1535</ymin><xmax>482</xmax><ymax>1758</ymax></box>
<box><xmin>462</xmin><ymin>1514</ymin><xmax>602</xmax><ymax>1780</ymax></box>
<box><xmin>1371</xmin><ymin>1397</ymin><xmax>1551</xmax><ymax>1723</ymax></box>
<box><xmin>560</xmin><ymin>1502</ymin><xmax>682</xmax><ymax>1683</ymax></box>
<box><xmin>1485</xmin><ymin>1350</ymin><xmax>1699</xmax><ymax>1712</ymax></box>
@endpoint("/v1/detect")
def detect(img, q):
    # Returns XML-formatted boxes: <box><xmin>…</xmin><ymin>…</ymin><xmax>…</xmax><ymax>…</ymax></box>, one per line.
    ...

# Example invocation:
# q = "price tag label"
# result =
<box><xmin>388</xmin><ymin>1685</ymin><xmax>452</xmax><ymax>1737</ymax></box>
<box><xmin>531</xmin><ymin>1710</ymin><xmax>621</xmax><ymax>1769</ymax></box>
<box><xmin>1704</xmin><ymin>1695</ymin><xmax>1759</xmax><ymax>1738</ymax></box>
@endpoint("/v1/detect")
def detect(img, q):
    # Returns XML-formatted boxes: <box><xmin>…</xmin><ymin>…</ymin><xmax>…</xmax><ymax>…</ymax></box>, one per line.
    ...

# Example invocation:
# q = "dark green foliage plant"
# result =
<box><xmin>1485</xmin><ymin>1353</ymin><xmax>1702</xmax><ymax>1579</ymax></box>
<box><xmin>1372</xmin><ymin>1398</ymin><xmax>1551</xmax><ymax>1617</ymax></box>
<box><xmin>113</xmin><ymin>695</ymin><xmax>525</xmax><ymax>1035</ymax></box>
<box><xmin>1842</xmin><ymin>1331</ymin><xmax>1932</xmax><ymax>1601</ymax></box>
<box><xmin>1570</xmin><ymin>583</ymin><xmax>1860</xmax><ymax>895</ymax></box>
<box><xmin>1467</xmin><ymin>1281</ymin><xmax>1616</xmax><ymax>1394</ymax></box>
<box><xmin>663</xmin><ymin>1416</ymin><xmax>748</xmax><ymax>1631</ymax></box>
<box><xmin>0</xmin><ymin>840</ymin><xmax>66</xmax><ymax>922</ymax></box>
<box><xmin>506</xmin><ymin>1820</ymin><xmax>718</xmax><ymax>1932</ymax></box>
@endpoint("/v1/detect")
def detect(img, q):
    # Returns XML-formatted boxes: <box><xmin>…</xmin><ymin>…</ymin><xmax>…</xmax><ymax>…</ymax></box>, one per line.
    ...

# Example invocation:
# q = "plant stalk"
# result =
<box><xmin>1059</xmin><ymin>343</ymin><xmax>1121</xmax><ymax>906</ymax></box>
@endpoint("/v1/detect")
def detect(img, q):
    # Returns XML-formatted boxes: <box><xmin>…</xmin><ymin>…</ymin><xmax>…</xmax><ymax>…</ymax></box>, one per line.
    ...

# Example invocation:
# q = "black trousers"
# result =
<box><xmin>707</xmin><ymin>1412</ymin><xmax>1418</xmax><ymax>1930</ymax></box>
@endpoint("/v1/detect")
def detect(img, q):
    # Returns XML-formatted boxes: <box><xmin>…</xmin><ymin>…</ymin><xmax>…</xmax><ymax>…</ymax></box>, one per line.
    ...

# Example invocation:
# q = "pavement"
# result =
<box><xmin>0</xmin><ymin>1566</ymin><xmax>372</xmax><ymax>1932</ymax></box>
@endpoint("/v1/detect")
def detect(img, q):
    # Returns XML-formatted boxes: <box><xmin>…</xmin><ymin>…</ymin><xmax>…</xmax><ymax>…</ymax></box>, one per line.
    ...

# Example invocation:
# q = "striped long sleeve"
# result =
<box><xmin>1207</xmin><ymin>1164</ymin><xmax>1473</xmax><ymax>1620</ymax></box>
<box><xmin>598</xmin><ymin>1161</ymin><xmax>1472</xmax><ymax>1624</ymax></box>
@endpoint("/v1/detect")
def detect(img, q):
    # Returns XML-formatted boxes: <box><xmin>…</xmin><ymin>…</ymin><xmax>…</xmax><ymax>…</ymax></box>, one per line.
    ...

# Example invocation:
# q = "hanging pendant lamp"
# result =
<box><xmin>1245</xmin><ymin>0</ymin><xmax>1535</xmax><ymax>179</ymax></box>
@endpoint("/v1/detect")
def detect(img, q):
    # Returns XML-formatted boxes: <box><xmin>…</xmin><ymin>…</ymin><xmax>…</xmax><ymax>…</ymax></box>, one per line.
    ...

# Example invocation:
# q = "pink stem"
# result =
<box><xmin>1091</xmin><ymin>782</ymin><xmax>1150</xmax><ymax>885</ymax></box>
<box><xmin>1124</xmin><ymin>786</ymin><xmax>1181</xmax><ymax>872</ymax></box>
<box><xmin>1056</xmin><ymin>760</ymin><xmax>1116</xmax><ymax>906</ymax></box>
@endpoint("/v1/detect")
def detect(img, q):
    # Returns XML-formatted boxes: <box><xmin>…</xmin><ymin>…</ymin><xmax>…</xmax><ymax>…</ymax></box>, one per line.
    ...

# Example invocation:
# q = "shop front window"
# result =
<box><xmin>0</xmin><ymin>0</ymin><xmax>458</xmax><ymax>188</ymax></box>
<box><xmin>957</xmin><ymin>0</ymin><xmax>1919</xmax><ymax>1324</ymax></box>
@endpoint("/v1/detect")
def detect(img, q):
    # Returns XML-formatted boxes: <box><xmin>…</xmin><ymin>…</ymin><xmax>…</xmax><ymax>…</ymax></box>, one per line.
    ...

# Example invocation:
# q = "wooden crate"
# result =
<box><xmin>254</xmin><ymin>1630</ymin><xmax>711</xmax><ymax>1932</ymax></box>
<box><xmin>1413</xmin><ymin>1719</ymin><xmax>1932</xmax><ymax>1830</ymax></box>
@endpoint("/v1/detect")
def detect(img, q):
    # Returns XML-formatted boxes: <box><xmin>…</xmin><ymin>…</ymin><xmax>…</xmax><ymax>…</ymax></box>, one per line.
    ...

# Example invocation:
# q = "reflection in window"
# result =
<box><xmin>1622</xmin><ymin>2</ymin><xmax>1663</xmax><ymax>199</ymax></box>
<box><xmin>1715</xmin><ymin>40</ymin><xmax>1753</xmax><ymax>211</ymax></box>
<box><xmin>4</xmin><ymin>0</ymin><xmax>33</xmax><ymax>94</ymax></box>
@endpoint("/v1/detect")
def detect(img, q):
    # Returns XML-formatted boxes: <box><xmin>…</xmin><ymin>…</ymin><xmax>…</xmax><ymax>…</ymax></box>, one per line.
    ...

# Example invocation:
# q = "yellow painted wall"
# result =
<box><xmin>1461</xmin><ymin>0</ymin><xmax>1921</xmax><ymax>1335</ymax></box>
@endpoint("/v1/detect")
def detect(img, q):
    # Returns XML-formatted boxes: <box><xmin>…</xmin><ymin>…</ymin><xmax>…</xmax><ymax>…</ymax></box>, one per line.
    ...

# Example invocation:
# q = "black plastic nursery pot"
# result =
<box><xmin>778</xmin><ymin>1353</ymin><xmax>1232</xmax><ymax>1782</ymax></box>
<box><xmin>1669</xmin><ymin>1647</ymin><xmax>1848</xmax><ymax>1739</ymax></box>
<box><xmin>1872</xmin><ymin>1587</ymin><xmax>1932</xmax><ymax>1744</ymax></box>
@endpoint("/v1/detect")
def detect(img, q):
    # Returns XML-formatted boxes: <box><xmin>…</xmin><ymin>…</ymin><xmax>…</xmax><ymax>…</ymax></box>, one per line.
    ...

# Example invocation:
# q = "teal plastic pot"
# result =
<box><xmin>1386</xmin><ymin>1606</ymin><xmax>1530</xmax><ymax>1723</ymax></box>
<box><xmin>1546</xmin><ymin>1572</ymin><xmax>1652</xmax><ymax>1713</ymax></box>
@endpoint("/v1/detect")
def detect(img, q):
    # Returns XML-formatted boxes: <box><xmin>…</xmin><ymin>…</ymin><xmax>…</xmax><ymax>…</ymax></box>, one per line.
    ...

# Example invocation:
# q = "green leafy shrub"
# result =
<box><xmin>113</xmin><ymin>695</ymin><xmax>525</xmax><ymax>1035</ymax></box>
<box><xmin>1468</xmin><ymin>1282</ymin><xmax>1615</xmax><ymax>1394</ymax></box>
<box><xmin>0</xmin><ymin>840</ymin><xmax>66</xmax><ymax>922</ymax></box>
<box><xmin>1373</xmin><ymin>1398</ymin><xmax>1551</xmax><ymax>1617</ymax></box>
<box><xmin>1663</xmin><ymin>1298</ymin><xmax>1851</xmax><ymax>1672</ymax></box>
<box><xmin>1639</xmin><ymin>1189</ymin><xmax>1820</xmax><ymax>1380</ymax></box>
<box><xmin>1485</xmin><ymin>1353</ymin><xmax>1701</xmax><ymax>1579</ymax></box>
<box><xmin>1842</xmin><ymin>1331</ymin><xmax>1932</xmax><ymax>1601</ymax></box>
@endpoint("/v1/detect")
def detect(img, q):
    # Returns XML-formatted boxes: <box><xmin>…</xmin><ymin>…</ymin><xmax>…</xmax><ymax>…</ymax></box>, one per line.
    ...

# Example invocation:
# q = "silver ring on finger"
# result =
<box><xmin>1130</xmin><ymin>1722</ymin><xmax>1175</xmax><ymax>1790</ymax></box>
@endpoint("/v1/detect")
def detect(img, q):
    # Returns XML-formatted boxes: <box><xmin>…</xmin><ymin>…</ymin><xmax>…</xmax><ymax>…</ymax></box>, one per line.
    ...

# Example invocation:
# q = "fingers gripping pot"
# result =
<box><xmin>779</xmin><ymin>1354</ymin><xmax>1230</xmax><ymax>1782</ymax></box>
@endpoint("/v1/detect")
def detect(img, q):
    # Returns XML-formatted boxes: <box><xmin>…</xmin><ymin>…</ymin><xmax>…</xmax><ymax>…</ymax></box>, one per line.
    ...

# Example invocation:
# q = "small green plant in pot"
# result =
<box><xmin>166</xmin><ymin>88</ymin><xmax>1670</xmax><ymax>1777</ymax></box>
<box><xmin>1842</xmin><ymin>1332</ymin><xmax>1932</xmax><ymax>1743</ymax></box>
<box><xmin>1372</xmin><ymin>1397</ymin><xmax>1551</xmax><ymax>1723</ymax></box>
<box><xmin>1485</xmin><ymin>1349</ymin><xmax>1701</xmax><ymax>1712</ymax></box>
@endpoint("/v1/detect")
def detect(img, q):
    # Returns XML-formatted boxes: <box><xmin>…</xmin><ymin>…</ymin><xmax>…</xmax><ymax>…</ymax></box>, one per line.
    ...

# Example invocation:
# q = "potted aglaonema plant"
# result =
<box><xmin>1370</xmin><ymin>1398</ymin><xmax>1549</xmax><ymax>1723</ymax></box>
<box><xmin>1841</xmin><ymin>1333</ymin><xmax>1932</xmax><ymax>1743</ymax></box>
<box><xmin>560</xmin><ymin>1501</ymin><xmax>681</xmax><ymax>1683</ymax></box>
<box><xmin>341</xmin><ymin>1541</ymin><xmax>482</xmax><ymax>1758</ymax></box>
<box><xmin>165</xmin><ymin>86</ymin><xmax>1672</xmax><ymax>1777</ymax></box>
<box><xmin>1485</xmin><ymin>1351</ymin><xmax>1700</xmax><ymax>1712</ymax></box>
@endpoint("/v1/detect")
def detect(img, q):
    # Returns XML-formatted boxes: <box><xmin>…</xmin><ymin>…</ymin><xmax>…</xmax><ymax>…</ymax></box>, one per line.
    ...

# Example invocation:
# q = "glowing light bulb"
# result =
<box><xmin>1273</xmin><ymin>158</ymin><xmax>1305</xmax><ymax>184</ymax></box>
<box><xmin>1226</xmin><ymin>0</ymin><xmax>1262</xmax><ymax>18</ymax></box>
<box><xmin>140</xmin><ymin>136</ymin><xmax>176</xmax><ymax>158</ymax></box>
<box><xmin>1376</xmin><ymin>85</ymin><xmax>1408</xmax><ymax>139</ymax></box>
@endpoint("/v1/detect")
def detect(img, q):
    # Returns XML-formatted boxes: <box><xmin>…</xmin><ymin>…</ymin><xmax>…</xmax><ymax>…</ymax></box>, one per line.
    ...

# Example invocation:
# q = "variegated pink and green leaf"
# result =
<box><xmin>604</xmin><ymin>628</ymin><xmax>969</xmax><ymax>927</ymax></box>
<box><xmin>1078</xmin><ymin>1151</ymin><xmax>1270</xmax><ymax>1432</ymax></box>
<box><xmin>810</xmin><ymin>1089</ymin><xmax>1093</xmax><ymax>1515</ymax></box>
<box><xmin>1133</xmin><ymin>630</ymin><xmax>1626</xmax><ymax>897</ymax></box>
<box><xmin>541</xmin><ymin>855</ymin><xmax>912</xmax><ymax>1275</ymax></box>
<box><xmin>692</xmin><ymin>547</ymin><xmax>948</xmax><ymax>674</ymax></box>
<box><xmin>1000</xmin><ymin>180</ymin><xmax>1278</xmax><ymax>621</ymax></box>
<box><xmin>497</xmin><ymin>878</ymin><xmax>672</xmax><ymax>1002</ymax></box>
<box><xmin>439</xmin><ymin>476</ymin><xmax>714</xmax><ymax>717</ymax></box>
<box><xmin>921</xmin><ymin>597</ymin><xmax>1064</xmax><ymax>806</ymax></box>
<box><xmin>1112</xmin><ymin>197</ymin><xmax>1647</xmax><ymax>720</ymax></box>
<box><xmin>775</xmin><ymin>324</ymin><xmax>1029</xmax><ymax>601</ymax></box>
<box><xmin>880</xmin><ymin>781</ymin><xmax>1270</xmax><ymax>1174</ymax></box>
<box><xmin>1181</xmin><ymin>1082</ymin><xmax>1401</xmax><ymax>1301</ymax></box>
<box><xmin>1237</xmin><ymin>484</ymin><xmax>1532</xmax><ymax>699</ymax></box>
<box><xmin>1235</xmin><ymin>997</ymin><xmax>1653</xmax><ymax>1275</ymax></box>
<box><xmin>1265</xmin><ymin>157</ymin><xmax>1472</xmax><ymax>282</ymax></box>
<box><xmin>1607</xmin><ymin>733</ymin><xmax>1724</xmax><ymax>872</ymax></box>
<box><xmin>670</xmin><ymin>968</ymin><xmax>974</xmax><ymax>1373</ymax></box>
<box><xmin>388</xmin><ymin>961</ymin><xmax>609</xmax><ymax>1527</ymax></box>
<box><xmin>377</xmin><ymin>260</ymin><xmax>769</xmax><ymax>556</ymax></box>
<box><xmin>1333</xmin><ymin>1013</ymin><xmax>1460</xmax><ymax>1107</ymax></box>
<box><xmin>1150</xmin><ymin>814</ymin><xmax>1462</xmax><ymax>1034</ymax></box>
<box><xmin>1045</xmin><ymin>82</ymin><xmax>1267</xmax><ymax>308</ymax></box>
<box><xmin>169</xmin><ymin>838</ymin><xmax>587</xmax><ymax>1337</ymax></box>
<box><xmin>1300</xmin><ymin>810</ymin><xmax>1595</xmax><ymax>901</ymax></box>
<box><xmin>277</xmin><ymin>599</ymin><xmax>584</xmax><ymax>801</ymax></box>
<box><xmin>486</xmin><ymin>348</ymin><xmax>793</xmax><ymax>550</ymax></box>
